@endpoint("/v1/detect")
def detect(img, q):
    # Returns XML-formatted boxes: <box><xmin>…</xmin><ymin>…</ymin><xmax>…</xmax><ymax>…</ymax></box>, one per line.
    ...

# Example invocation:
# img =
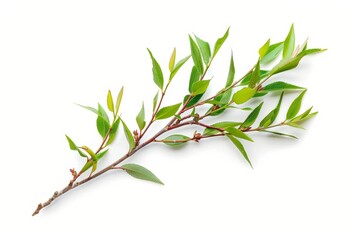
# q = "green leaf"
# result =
<box><xmin>107</xmin><ymin>90</ymin><xmax>114</xmax><ymax>113</ymax></box>
<box><xmin>169</xmin><ymin>48</ymin><xmax>176</xmax><ymax>72</ymax></box>
<box><xmin>183</xmin><ymin>94</ymin><xmax>203</xmax><ymax>108</ymax></box>
<box><xmin>188</xmin><ymin>66</ymin><xmax>201</xmax><ymax>92</ymax></box>
<box><xmin>259</xmin><ymin>92</ymin><xmax>283</xmax><ymax>127</ymax></box>
<box><xmin>195</xmin><ymin>35</ymin><xmax>211</xmax><ymax>65</ymax></box>
<box><xmin>226</xmin><ymin>52</ymin><xmax>235</xmax><ymax>87</ymax></box>
<box><xmin>170</xmin><ymin>55</ymin><xmax>191</xmax><ymax>81</ymax></box>
<box><xmin>96</xmin><ymin>149</ymin><xmax>109</xmax><ymax>160</ymax></box>
<box><xmin>259</xmin><ymin>39</ymin><xmax>270</xmax><ymax>59</ymax></box>
<box><xmin>77</xmin><ymin>148</ymin><xmax>87</xmax><ymax>158</ymax></box>
<box><xmin>286</xmin><ymin>122</ymin><xmax>305</xmax><ymax>129</ymax></box>
<box><xmin>242</xmin><ymin>102</ymin><xmax>263</xmax><ymax>128</ymax></box>
<box><xmin>260</xmin><ymin>130</ymin><xmax>298</xmax><ymax>139</ymax></box>
<box><xmin>121</xmin><ymin>119</ymin><xmax>135</xmax><ymax>151</ymax></box>
<box><xmin>65</xmin><ymin>135</ymin><xmax>77</xmax><ymax>150</ymax></box>
<box><xmin>76</xmin><ymin>104</ymin><xmax>98</xmax><ymax>115</ymax></box>
<box><xmin>91</xmin><ymin>161</ymin><xmax>98</xmax><ymax>174</ymax></box>
<box><xmin>248</xmin><ymin>60</ymin><xmax>260</xmax><ymax>88</ymax></box>
<box><xmin>147</xmin><ymin>49</ymin><xmax>164</xmax><ymax>90</ymax></box>
<box><xmin>226</xmin><ymin>127</ymin><xmax>253</xmax><ymax>142</ymax></box>
<box><xmin>136</xmin><ymin>102</ymin><xmax>146</xmax><ymax>130</ymax></box>
<box><xmin>290</xmin><ymin>106</ymin><xmax>313</xmax><ymax>122</ymax></box>
<box><xmin>98</xmin><ymin>103</ymin><xmax>110</xmax><ymax>124</ymax></box>
<box><xmin>232</xmin><ymin>87</ymin><xmax>256</xmax><ymax>104</ymax></box>
<box><xmin>115</xmin><ymin>86</ymin><xmax>124</xmax><ymax>115</ymax></box>
<box><xmin>263</xmin><ymin>81</ymin><xmax>304</xmax><ymax>92</ymax></box>
<box><xmin>96</xmin><ymin>115</ymin><xmax>110</xmax><ymax>138</ymax></box>
<box><xmin>286</xmin><ymin>90</ymin><xmax>306</xmax><ymax>120</ymax></box>
<box><xmin>227</xmin><ymin>134</ymin><xmax>253</xmax><ymax>168</ymax></box>
<box><xmin>153</xmin><ymin>91</ymin><xmax>159</xmax><ymax>112</ymax></box>
<box><xmin>106</xmin><ymin>117</ymin><xmax>121</xmax><ymax>146</ymax></box>
<box><xmin>253</xmin><ymin>91</ymin><xmax>268</xmax><ymax>98</ymax></box>
<box><xmin>189</xmin><ymin>35</ymin><xmax>204</xmax><ymax>74</ymax></box>
<box><xmin>80</xmin><ymin>160</ymin><xmax>94</xmax><ymax>174</ymax></box>
<box><xmin>297</xmin><ymin>111</ymin><xmax>318</xmax><ymax>122</ymax></box>
<box><xmin>162</xmin><ymin>134</ymin><xmax>190</xmax><ymax>146</ymax></box>
<box><xmin>121</xmin><ymin>163</ymin><xmax>163</xmax><ymax>185</ymax></box>
<box><xmin>155</xmin><ymin>103</ymin><xmax>182</xmax><ymax>120</ymax></box>
<box><xmin>203</xmin><ymin>121</ymin><xmax>241</xmax><ymax>136</ymax></box>
<box><xmin>191</xmin><ymin>80</ymin><xmax>210</xmax><ymax>96</ymax></box>
<box><xmin>260</xmin><ymin>42</ymin><xmax>284</xmax><ymax>64</ymax></box>
<box><xmin>283</xmin><ymin>24</ymin><xmax>295</xmax><ymax>59</ymax></box>
<box><xmin>213</xmin><ymin>27</ymin><xmax>230</xmax><ymax>59</ymax></box>
<box><xmin>240</xmin><ymin>70</ymin><xmax>269</xmax><ymax>86</ymax></box>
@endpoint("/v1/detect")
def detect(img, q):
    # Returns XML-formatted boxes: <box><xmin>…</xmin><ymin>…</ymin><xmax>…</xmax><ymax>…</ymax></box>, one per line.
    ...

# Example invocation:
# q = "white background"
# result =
<box><xmin>1</xmin><ymin>0</ymin><xmax>359</xmax><ymax>239</ymax></box>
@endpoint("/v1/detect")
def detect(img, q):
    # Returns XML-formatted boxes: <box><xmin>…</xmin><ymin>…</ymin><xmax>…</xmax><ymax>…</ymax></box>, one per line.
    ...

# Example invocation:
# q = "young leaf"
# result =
<box><xmin>136</xmin><ymin>102</ymin><xmax>146</xmax><ymax>130</ymax></box>
<box><xmin>286</xmin><ymin>90</ymin><xmax>306</xmax><ymax>120</ymax></box>
<box><xmin>227</xmin><ymin>134</ymin><xmax>253</xmax><ymax>168</ymax></box>
<box><xmin>259</xmin><ymin>39</ymin><xmax>270</xmax><ymax>59</ymax></box>
<box><xmin>259</xmin><ymin>92</ymin><xmax>283</xmax><ymax>127</ymax></box>
<box><xmin>203</xmin><ymin>121</ymin><xmax>241</xmax><ymax>136</ymax></box>
<box><xmin>283</xmin><ymin>24</ymin><xmax>295</xmax><ymax>59</ymax></box>
<box><xmin>98</xmin><ymin>103</ymin><xmax>110</xmax><ymax>124</ymax></box>
<box><xmin>76</xmin><ymin>104</ymin><xmax>98</xmax><ymax>115</ymax></box>
<box><xmin>169</xmin><ymin>48</ymin><xmax>176</xmax><ymax>72</ymax></box>
<box><xmin>260</xmin><ymin>42</ymin><xmax>283</xmax><ymax>64</ymax></box>
<box><xmin>290</xmin><ymin>106</ymin><xmax>313</xmax><ymax>122</ymax></box>
<box><xmin>240</xmin><ymin>70</ymin><xmax>269</xmax><ymax>86</ymax></box>
<box><xmin>191</xmin><ymin>80</ymin><xmax>210</xmax><ymax>96</ymax></box>
<box><xmin>189</xmin><ymin>35</ymin><xmax>204</xmax><ymax>74</ymax></box>
<box><xmin>226</xmin><ymin>52</ymin><xmax>235</xmax><ymax>87</ymax></box>
<box><xmin>296</xmin><ymin>112</ymin><xmax>318</xmax><ymax>122</ymax></box>
<box><xmin>121</xmin><ymin>163</ymin><xmax>163</xmax><ymax>185</ymax></box>
<box><xmin>248</xmin><ymin>60</ymin><xmax>260</xmax><ymax>88</ymax></box>
<box><xmin>121</xmin><ymin>119</ymin><xmax>135</xmax><ymax>151</ymax></box>
<box><xmin>106</xmin><ymin>117</ymin><xmax>121</xmax><ymax>146</ymax></box>
<box><xmin>147</xmin><ymin>49</ymin><xmax>164</xmax><ymax>90</ymax></box>
<box><xmin>286</xmin><ymin>122</ymin><xmax>305</xmax><ymax>129</ymax></box>
<box><xmin>170</xmin><ymin>55</ymin><xmax>191</xmax><ymax>81</ymax></box>
<box><xmin>213</xmin><ymin>27</ymin><xmax>230</xmax><ymax>58</ymax></box>
<box><xmin>195</xmin><ymin>35</ymin><xmax>211</xmax><ymax>65</ymax></box>
<box><xmin>115</xmin><ymin>86</ymin><xmax>124</xmax><ymax>115</ymax></box>
<box><xmin>155</xmin><ymin>103</ymin><xmax>182</xmax><ymax>120</ymax></box>
<box><xmin>96</xmin><ymin>149</ymin><xmax>109</xmax><ymax>160</ymax></box>
<box><xmin>242</xmin><ymin>102</ymin><xmax>264</xmax><ymax>128</ymax></box>
<box><xmin>226</xmin><ymin>127</ymin><xmax>253</xmax><ymax>142</ymax></box>
<box><xmin>162</xmin><ymin>134</ymin><xmax>190</xmax><ymax>146</ymax></box>
<box><xmin>263</xmin><ymin>81</ymin><xmax>304</xmax><ymax>92</ymax></box>
<box><xmin>107</xmin><ymin>90</ymin><xmax>114</xmax><ymax>113</ymax></box>
<box><xmin>153</xmin><ymin>91</ymin><xmax>159</xmax><ymax>112</ymax></box>
<box><xmin>260</xmin><ymin>130</ymin><xmax>298</xmax><ymax>139</ymax></box>
<box><xmin>188</xmin><ymin>66</ymin><xmax>201</xmax><ymax>92</ymax></box>
<box><xmin>65</xmin><ymin>135</ymin><xmax>77</xmax><ymax>150</ymax></box>
<box><xmin>96</xmin><ymin>115</ymin><xmax>110</xmax><ymax>138</ymax></box>
<box><xmin>232</xmin><ymin>87</ymin><xmax>256</xmax><ymax>104</ymax></box>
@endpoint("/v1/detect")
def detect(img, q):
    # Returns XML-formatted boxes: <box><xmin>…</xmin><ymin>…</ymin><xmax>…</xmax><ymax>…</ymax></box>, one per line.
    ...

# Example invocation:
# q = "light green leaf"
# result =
<box><xmin>259</xmin><ymin>92</ymin><xmax>283</xmax><ymax>127</ymax></box>
<box><xmin>147</xmin><ymin>49</ymin><xmax>164</xmax><ymax>90</ymax></box>
<box><xmin>290</xmin><ymin>106</ymin><xmax>313</xmax><ymax>122</ymax></box>
<box><xmin>226</xmin><ymin>52</ymin><xmax>235</xmax><ymax>87</ymax></box>
<box><xmin>163</xmin><ymin>134</ymin><xmax>190</xmax><ymax>146</ymax></box>
<box><xmin>286</xmin><ymin>122</ymin><xmax>305</xmax><ymax>129</ymax></box>
<box><xmin>65</xmin><ymin>135</ymin><xmax>77</xmax><ymax>150</ymax></box>
<box><xmin>226</xmin><ymin>127</ymin><xmax>253</xmax><ymax>142</ymax></box>
<box><xmin>136</xmin><ymin>102</ymin><xmax>146</xmax><ymax>130</ymax></box>
<box><xmin>96</xmin><ymin>115</ymin><xmax>110</xmax><ymax>138</ymax></box>
<box><xmin>242</xmin><ymin>102</ymin><xmax>263</xmax><ymax>128</ymax></box>
<box><xmin>189</xmin><ymin>35</ymin><xmax>204</xmax><ymax>74</ymax></box>
<box><xmin>232</xmin><ymin>87</ymin><xmax>256</xmax><ymax>104</ymax></box>
<box><xmin>106</xmin><ymin>117</ymin><xmax>121</xmax><ymax>146</ymax></box>
<box><xmin>121</xmin><ymin>119</ymin><xmax>135</xmax><ymax>151</ymax></box>
<box><xmin>297</xmin><ymin>111</ymin><xmax>318</xmax><ymax>122</ymax></box>
<box><xmin>260</xmin><ymin>130</ymin><xmax>298</xmax><ymax>139</ymax></box>
<box><xmin>115</xmin><ymin>86</ymin><xmax>124</xmax><ymax>115</ymax></box>
<box><xmin>249</xmin><ymin>60</ymin><xmax>260</xmax><ymax>88</ymax></box>
<box><xmin>155</xmin><ymin>103</ymin><xmax>182</xmax><ymax>120</ymax></box>
<box><xmin>286</xmin><ymin>90</ymin><xmax>306</xmax><ymax>120</ymax></box>
<box><xmin>195</xmin><ymin>35</ymin><xmax>211</xmax><ymax>65</ymax></box>
<box><xmin>191</xmin><ymin>80</ymin><xmax>210</xmax><ymax>96</ymax></box>
<box><xmin>96</xmin><ymin>149</ymin><xmax>109</xmax><ymax>160</ymax></box>
<box><xmin>76</xmin><ymin>104</ymin><xmax>98</xmax><ymax>115</ymax></box>
<box><xmin>213</xmin><ymin>27</ymin><xmax>230</xmax><ymax>58</ymax></box>
<box><xmin>153</xmin><ymin>91</ymin><xmax>159</xmax><ymax>112</ymax></box>
<box><xmin>107</xmin><ymin>90</ymin><xmax>114</xmax><ymax>113</ymax></box>
<box><xmin>169</xmin><ymin>48</ymin><xmax>176</xmax><ymax>72</ymax></box>
<box><xmin>259</xmin><ymin>39</ymin><xmax>270</xmax><ymax>59</ymax></box>
<box><xmin>77</xmin><ymin>148</ymin><xmax>87</xmax><ymax>158</ymax></box>
<box><xmin>240</xmin><ymin>70</ymin><xmax>269</xmax><ymax>86</ymax></box>
<box><xmin>283</xmin><ymin>24</ymin><xmax>295</xmax><ymax>59</ymax></box>
<box><xmin>121</xmin><ymin>163</ymin><xmax>164</xmax><ymax>185</ymax></box>
<box><xmin>263</xmin><ymin>81</ymin><xmax>304</xmax><ymax>92</ymax></box>
<box><xmin>170</xmin><ymin>55</ymin><xmax>191</xmax><ymax>81</ymax></box>
<box><xmin>91</xmin><ymin>161</ymin><xmax>98</xmax><ymax>174</ymax></box>
<box><xmin>80</xmin><ymin>160</ymin><xmax>93</xmax><ymax>174</ymax></box>
<box><xmin>188</xmin><ymin>66</ymin><xmax>201</xmax><ymax>92</ymax></box>
<box><xmin>203</xmin><ymin>121</ymin><xmax>241</xmax><ymax>136</ymax></box>
<box><xmin>98</xmin><ymin>103</ymin><xmax>110</xmax><ymax>124</ymax></box>
<box><xmin>227</xmin><ymin>134</ymin><xmax>253</xmax><ymax>168</ymax></box>
<box><xmin>260</xmin><ymin>42</ymin><xmax>284</xmax><ymax>64</ymax></box>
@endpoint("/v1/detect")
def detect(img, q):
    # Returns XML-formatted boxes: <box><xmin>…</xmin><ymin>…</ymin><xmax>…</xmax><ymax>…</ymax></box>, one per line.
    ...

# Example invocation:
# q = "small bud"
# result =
<box><xmin>193</xmin><ymin>132</ymin><xmax>202</xmax><ymax>142</ymax></box>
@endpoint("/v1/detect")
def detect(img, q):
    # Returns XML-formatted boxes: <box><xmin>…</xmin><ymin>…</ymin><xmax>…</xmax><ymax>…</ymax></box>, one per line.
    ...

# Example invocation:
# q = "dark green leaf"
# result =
<box><xmin>195</xmin><ymin>35</ymin><xmax>211</xmax><ymax>65</ymax></box>
<box><xmin>121</xmin><ymin>163</ymin><xmax>164</xmax><ymax>185</ymax></box>
<box><xmin>191</xmin><ymin>80</ymin><xmax>210</xmax><ymax>96</ymax></box>
<box><xmin>248</xmin><ymin>60</ymin><xmax>260</xmax><ymax>88</ymax></box>
<box><xmin>153</xmin><ymin>91</ymin><xmax>159</xmax><ymax>112</ymax></box>
<box><xmin>96</xmin><ymin>116</ymin><xmax>110</xmax><ymax>138</ymax></box>
<box><xmin>260</xmin><ymin>42</ymin><xmax>284</xmax><ymax>64</ymax></box>
<box><xmin>286</xmin><ymin>90</ymin><xmax>306</xmax><ymax>120</ymax></box>
<box><xmin>65</xmin><ymin>135</ymin><xmax>77</xmax><ymax>150</ymax></box>
<box><xmin>76</xmin><ymin>104</ymin><xmax>98</xmax><ymax>115</ymax></box>
<box><xmin>283</xmin><ymin>24</ymin><xmax>295</xmax><ymax>59</ymax></box>
<box><xmin>263</xmin><ymin>81</ymin><xmax>304</xmax><ymax>92</ymax></box>
<box><xmin>121</xmin><ymin>119</ymin><xmax>135</xmax><ymax>151</ymax></box>
<box><xmin>163</xmin><ymin>134</ymin><xmax>190</xmax><ymax>146</ymax></box>
<box><xmin>169</xmin><ymin>48</ymin><xmax>176</xmax><ymax>72</ymax></box>
<box><xmin>115</xmin><ymin>86</ymin><xmax>124</xmax><ymax>115</ymax></box>
<box><xmin>106</xmin><ymin>117</ymin><xmax>121</xmax><ymax>146</ymax></box>
<box><xmin>147</xmin><ymin>49</ymin><xmax>164</xmax><ymax>90</ymax></box>
<box><xmin>155</xmin><ymin>103</ymin><xmax>181</xmax><ymax>120</ymax></box>
<box><xmin>253</xmin><ymin>91</ymin><xmax>268</xmax><ymax>98</ymax></box>
<box><xmin>213</xmin><ymin>27</ymin><xmax>230</xmax><ymax>58</ymax></box>
<box><xmin>259</xmin><ymin>39</ymin><xmax>270</xmax><ymax>59</ymax></box>
<box><xmin>136</xmin><ymin>102</ymin><xmax>146</xmax><ymax>130</ymax></box>
<box><xmin>188</xmin><ymin>66</ymin><xmax>201</xmax><ymax>92</ymax></box>
<box><xmin>232</xmin><ymin>87</ymin><xmax>256</xmax><ymax>104</ymax></box>
<box><xmin>203</xmin><ymin>121</ymin><xmax>241</xmax><ymax>136</ymax></box>
<box><xmin>170</xmin><ymin>55</ymin><xmax>191</xmax><ymax>81</ymax></box>
<box><xmin>226</xmin><ymin>52</ymin><xmax>235</xmax><ymax>87</ymax></box>
<box><xmin>189</xmin><ymin>35</ymin><xmax>204</xmax><ymax>74</ymax></box>
<box><xmin>96</xmin><ymin>149</ymin><xmax>109</xmax><ymax>160</ymax></box>
<box><xmin>242</xmin><ymin>102</ymin><xmax>263</xmax><ymax>128</ymax></box>
<box><xmin>227</xmin><ymin>134</ymin><xmax>253</xmax><ymax>168</ymax></box>
<box><xmin>259</xmin><ymin>92</ymin><xmax>283</xmax><ymax>127</ymax></box>
<box><xmin>226</xmin><ymin>127</ymin><xmax>253</xmax><ymax>142</ymax></box>
<box><xmin>107</xmin><ymin>90</ymin><xmax>114</xmax><ymax>113</ymax></box>
<box><xmin>260</xmin><ymin>130</ymin><xmax>298</xmax><ymax>139</ymax></box>
<box><xmin>183</xmin><ymin>94</ymin><xmax>203</xmax><ymax>108</ymax></box>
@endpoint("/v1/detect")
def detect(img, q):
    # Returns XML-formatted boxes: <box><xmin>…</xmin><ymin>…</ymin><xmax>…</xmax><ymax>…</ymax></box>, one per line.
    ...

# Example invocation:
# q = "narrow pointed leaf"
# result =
<box><xmin>96</xmin><ymin>149</ymin><xmax>109</xmax><ymax>160</ymax></box>
<box><xmin>191</xmin><ymin>80</ymin><xmax>210</xmax><ymax>96</ymax></box>
<box><xmin>106</xmin><ymin>117</ymin><xmax>121</xmax><ymax>146</ymax></box>
<box><xmin>98</xmin><ymin>103</ymin><xmax>110</xmax><ymax>124</ymax></box>
<box><xmin>147</xmin><ymin>49</ymin><xmax>164</xmax><ymax>90</ymax></box>
<box><xmin>227</xmin><ymin>134</ymin><xmax>253</xmax><ymax>168</ymax></box>
<box><xmin>203</xmin><ymin>121</ymin><xmax>241</xmax><ymax>136</ymax></box>
<box><xmin>65</xmin><ymin>135</ymin><xmax>77</xmax><ymax>150</ymax></box>
<box><xmin>195</xmin><ymin>35</ymin><xmax>211</xmax><ymax>65</ymax></box>
<box><xmin>259</xmin><ymin>92</ymin><xmax>284</xmax><ymax>127</ymax></box>
<box><xmin>260</xmin><ymin>42</ymin><xmax>284</xmax><ymax>64</ymax></box>
<box><xmin>107</xmin><ymin>90</ymin><xmax>114</xmax><ymax>113</ymax></box>
<box><xmin>226</xmin><ymin>52</ymin><xmax>235</xmax><ymax>87</ymax></box>
<box><xmin>96</xmin><ymin>115</ymin><xmax>110</xmax><ymax>138</ymax></box>
<box><xmin>162</xmin><ymin>134</ymin><xmax>190</xmax><ymax>146</ymax></box>
<box><xmin>240</xmin><ymin>70</ymin><xmax>269</xmax><ymax>86</ymax></box>
<box><xmin>259</xmin><ymin>39</ymin><xmax>270</xmax><ymax>59</ymax></box>
<box><xmin>213</xmin><ymin>27</ymin><xmax>230</xmax><ymax>58</ymax></box>
<box><xmin>242</xmin><ymin>102</ymin><xmax>263</xmax><ymax>128</ymax></box>
<box><xmin>260</xmin><ymin>130</ymin><xmax>298</xmax><ymax>139</ymax></box>
<box><xmin>283</xmin><ymin>24</ymin><xmax>295</xmax><ymax>59</ymax></box>
<box><xmin>189</xmin><ymin>35</ymin><xmax>204</xmax><ymax>74</ymax></box>
<box><xmin>286</xmin><ymin>90</ymin><xmax>306</xmax><ymax>120</ymax></box>
<box><xmin>232</xmin><ymin>87</ymin><xmax>256</xmax><ymax>104</ymax></box>
<box><xmin>77</xmin><ymin>148</ymin><xmax>87</xmax><ymax>158</ymax></box>
<box><xmin>169</xmin><ymin>48</ymin><xmax>176</xmax><ymax>72</ymax></box>
<box><xmin>188</xmin><ymin>66</ymin><xmax>201</xmax><ymax>92</ymax></box>
<box><xmin>183</xmin><ymin>94</ymin><xmax>203</xmax><ymax>108</ymax></box>
<box><xmin>286</xmin><ymin>122</ymin><xmax>305</xmax><ymax>129</ymax></box>
<box><xmin>91</xmin><ymin>161</ymin><xmax>98</xmax><ymax>174</ymax></box>
<box><xmin>226</xmin><ymin>127</ymin><xmax>254</xmax><ymax>142</ymax></box>
<box><xmin>155</xmin><ymin>103</ymin><xmax>181</xmax><ymax>120</ymax></box>
<box><xmin>170</xmin><ymin>55</ymin><xmax>191</xmax><ymax>80</ymax></box>
<box><xmin>121</xmin><ymin>119</ymin><xmax>135</xmax><ymax>151</ymax></box>
<box><xmin>291</xmin><ymin>106</ymin><xmax>313</xmax><ymax>122</ymax></box>
<box><xmin>121</xmin><ymin>163</ymin><xmax>164</xmax><ymax>185</ymax></box>
<box><xmin>136</xmin><ymin>102</ymin><xmax>146</xmax><ymax>130</ymax></box>
<box><xmin>263</xmin><ymin>81</ymin><xmax>304</xmax><ymax>92</ymax></box>
<box><xmin>153</xmin><ymin>91</ymin><xmax>159</xmax><ymax>112</ymax></box>
<box><xmin>249</xmin><ymin>60</ymin><xmax>260</xmax><ymax>88</ymax></box>
<box><xmin>297</xmin><ymin>112</ymin><xmax>318</xmax><ymax>122</ymax></box>
<box><xmin>115</xmin><ymin>86</ymin><xmax>124</xmax><ymax>115</ymax></box>
<box><xmin>76</xmin><ymin>104</ymin><xmax>98</xmax><ymax>115</ymax></box>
